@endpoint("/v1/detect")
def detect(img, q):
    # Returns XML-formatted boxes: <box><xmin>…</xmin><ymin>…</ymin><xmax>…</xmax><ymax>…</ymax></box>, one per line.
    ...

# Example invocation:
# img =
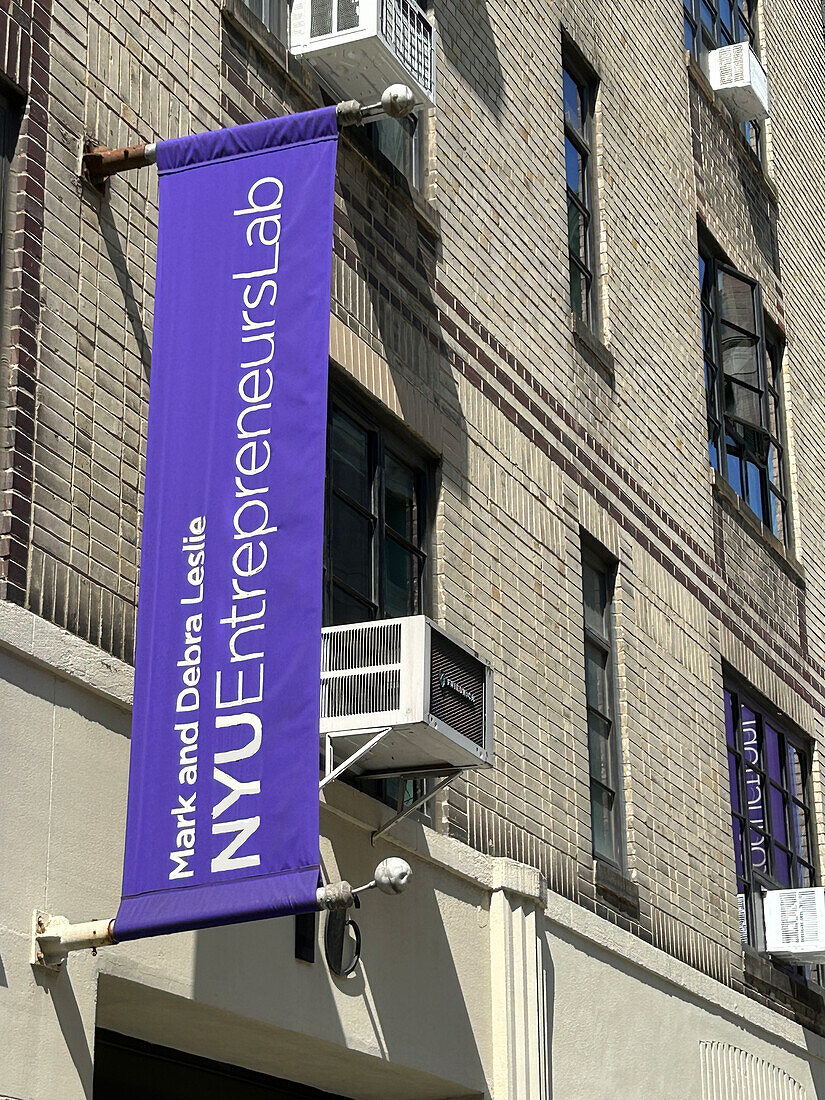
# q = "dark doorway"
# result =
<box><xmin>93</xmin><ymin>1030</ymin><xmax>353</xmax><ymax>1099</ymax></box>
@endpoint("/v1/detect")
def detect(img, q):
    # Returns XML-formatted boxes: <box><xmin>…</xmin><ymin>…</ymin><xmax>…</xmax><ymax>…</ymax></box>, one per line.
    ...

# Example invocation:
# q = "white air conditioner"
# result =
<box><xmin>707</xmin><ymin>42</ymin><xmax>770</xmax><ymax>121</ymax></box>
<box><xmin>320</xmin><ymin>616</ymin><xmax>493</xmax><ymax>774</ymax></box>
<box><xmin>763</xmin><ymin>888</ymin><xmax>825</xmax><ymax>963</ymax></box>
<box><xmin>290</xmin><ymin>0</ymin><xmax>436</xmax><ymax>109</ymax></box>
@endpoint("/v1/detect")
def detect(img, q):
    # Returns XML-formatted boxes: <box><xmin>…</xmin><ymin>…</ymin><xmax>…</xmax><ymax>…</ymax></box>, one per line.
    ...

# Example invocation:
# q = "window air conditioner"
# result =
<box><xmin>763</xmin><ymin>888</ymin><xmax>825</xmax><ymax>963</ymax></box>
<box><xmin>290</xmin><ymin>0</ymin><xmax>436</xmax><ymax>109</ymax></box>
<box><xmin>707</xmin><ymin>43</ymin><xmax>770</xmax><ymax>121</ymax></box>
<box><xmin>320</xmin><ymin>616</ymin><xmax>493</xmax><ymax>774</ymax></box>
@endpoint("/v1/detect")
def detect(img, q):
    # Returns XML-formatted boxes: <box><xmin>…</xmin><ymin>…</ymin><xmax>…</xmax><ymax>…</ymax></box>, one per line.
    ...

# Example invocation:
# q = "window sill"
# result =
<box><xmin>685</xmin><ymin>53</ymin><xmax>778</xmax><ymax>205</ymax></box>
<box><xmin>221</xmin><ymin>0</ymin><xmax>441</xmax><ymax>240</ymax></box>
<box><xmin>222</xmin><ymin>0</ymin><xmax>295</xmax><ymax>88</ymax></box>
<box><xmin>594</xmin><ymin>858</ymin><xmax>640</xmax><ymax>919</ymax></box>
<box><xmin>571</xmin><ymin>314</ymin><xmax>615</xmax><ymax>383</ymax></box>
<box><xmin>742</xmin><ymin>944</ymin><xmax>825</xmax><ymax>1011</ymax></box>
<box><xmin>711</xmin><ymin>469</ymin><xmax>805</xmax><ymax>586</ymax></box>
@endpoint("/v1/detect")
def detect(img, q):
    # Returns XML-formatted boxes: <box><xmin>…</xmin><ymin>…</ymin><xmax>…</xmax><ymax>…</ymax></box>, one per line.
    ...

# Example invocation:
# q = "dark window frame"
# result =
<box><xmin>700</xmin><ymin>248</ymin><xmax>789</xmax><ymax>542</ymax></box>
<box><xmin>581</xmin><ymin>541</ymin><xmax>624</xmax><ymax>869</ymax></box>
<box><xmin>325</xmin><ymin>396</ymin><xmax>428</xmax><ymax>627</ymax></box>
<box><xmin>562</xmin><ymin>47</ymin><xmax>598</xmax><ymax>330</ymax></box>
<box><xmin>725</xmin><ymin>684</ymin><xmax>819</xmax><ymax>960</ymax></box>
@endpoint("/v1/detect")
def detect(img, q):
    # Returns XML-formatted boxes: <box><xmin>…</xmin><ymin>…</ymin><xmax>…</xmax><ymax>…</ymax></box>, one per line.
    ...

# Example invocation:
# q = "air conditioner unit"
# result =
<box><xmin>763</xmin><ymin>888</ymin><xmax>825</xmax><ymax>963</ymax></box>
<box><xmin>320</xmin><ymin>616</ymin><xmax>493</xmax><ymax>774</ymax></box>
<box><xmin>290</xmin><ymin>0</ymin><xmax>436</xmax><ymax>110</ymax></box>
<box><xmin>707</xmin><ymin>42</ymin><xmax>770</xmax><ymax>121</ymax></box>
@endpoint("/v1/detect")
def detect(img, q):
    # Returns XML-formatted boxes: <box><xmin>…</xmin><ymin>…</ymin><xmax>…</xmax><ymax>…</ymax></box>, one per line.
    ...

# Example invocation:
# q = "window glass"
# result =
<box><xmin>364</xmin><ymin>115</ymin><xmax>420</xmax><ymax>189</ymax></box>
<box><xmin>584</xmin><ymin>640</ymin><xmax>609</xmax><ymax>715</ymax></box>
<box><xmin>587</xmin><ymin>710</ymin><xmax>613</xmax><ymax>788</ymax></box>
<box><xmin>563</xmin><ymin>57</ymin><xmax>596</xmax><ymax>326</ymax></box>
<box><xmin>582</xmin><ymin>560</ymin><xmax>606</xmax><ymax>634</ymax></box>
<box><xmin>242</xmin><ymin>0</ymin><xmax>288</xmax><ymax>40</ymax></box>
<box><xmin>582</xmin><ymin>547</ymin><xmax>622</xmax><ymax>867</ymax></box>
<box><xmin>700</xmin><ymin>251</ymin><xmax>788</xmax><ymax>541</ymax></box>
<box><xmin>330</xmin><ymin>496</ymin><xmax>372</xmax><ymax>601</ymax></box>
<box><xmin>591</xmin><ymin>783</ymin><xmax>617</xmax><ymax>863</ymax></box>
<box><xmin>331</xmin><ymin>413</ymin><xmax>371</xmax><ymax>507</ymax></box>
<box><xmin>565</xmin><ymin>140</ymin><xmax>585</xmax><ymax>198</ymax></box>
<box><xmin>384</xmin><ymin>453</ymin><xmax>417</xmax><ymax>541</ymax></box>
<box><xmin>563</xmin><ymin>68</ymin><xmax>583</xmax><ymax>130</ymax></box>
<box><xmin>327</xmin><ymin>403</ymin><xmax>426</xmax><ymax>623</ymax></box>
<box><xmin>385</xmin><ymin>538</ymin><xmax>420</xmax><ymax>617</ymax></box>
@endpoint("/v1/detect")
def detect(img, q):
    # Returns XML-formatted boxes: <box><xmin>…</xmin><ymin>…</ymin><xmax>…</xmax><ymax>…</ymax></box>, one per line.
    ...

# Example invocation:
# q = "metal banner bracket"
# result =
<box><xmin>80</xmin><ymin>85</ymin><xmax>416</xmax><ymax>191</ymax></box>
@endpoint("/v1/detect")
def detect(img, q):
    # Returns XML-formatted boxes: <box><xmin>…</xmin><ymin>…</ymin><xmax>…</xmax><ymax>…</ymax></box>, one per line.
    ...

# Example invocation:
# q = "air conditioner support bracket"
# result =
<box><xmin>371</xmin><ymin>767</ymin><xmax>464</xmax><ymax>844</ymax></box>
<box><xmin>319</xmin><ymin>728</ymin><xmax>392</xmax><ymax>790</ymax></box>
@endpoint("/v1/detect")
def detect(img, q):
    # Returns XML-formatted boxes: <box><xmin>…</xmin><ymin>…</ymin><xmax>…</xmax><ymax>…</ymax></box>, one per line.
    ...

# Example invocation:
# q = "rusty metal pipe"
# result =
<box><xmin>82</xmin><ymin>142</ymin><xmax>157</xmax><ymax>188</ymax></box>
<box><xmin>81</xmin><ymin>85</ymin><xmax>416</xmax><ymax>189</ymax></box>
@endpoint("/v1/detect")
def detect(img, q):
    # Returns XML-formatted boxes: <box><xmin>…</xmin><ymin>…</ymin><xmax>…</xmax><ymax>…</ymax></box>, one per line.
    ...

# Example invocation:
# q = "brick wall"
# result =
<box><xmin>3</xmin><ymin>0</ymin><xmax>825</xmax><ymax>1032</ymax></box>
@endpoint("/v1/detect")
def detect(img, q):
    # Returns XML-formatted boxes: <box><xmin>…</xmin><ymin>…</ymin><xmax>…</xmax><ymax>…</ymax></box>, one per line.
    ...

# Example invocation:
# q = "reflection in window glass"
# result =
<box><xmin>700</xmin><ymin>252</ymin><xmax>788</xmax><ymax>541</ymax></box>
<box><xmin>581</xmin><ymin>549</ymin><xmax>622</xmax><ymax>866</ymax></box>
<box><xmin>563</xmin><ymin>58</ymin><xmax>595</xmax><ymax>326</ymax></box>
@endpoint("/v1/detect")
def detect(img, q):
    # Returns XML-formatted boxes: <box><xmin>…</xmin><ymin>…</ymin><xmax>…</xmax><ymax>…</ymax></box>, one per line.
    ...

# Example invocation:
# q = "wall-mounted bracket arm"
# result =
<box><xmin>80</xmin><ymin>84</ymin><xmax>416</xmax><ymax>191</ymax></box>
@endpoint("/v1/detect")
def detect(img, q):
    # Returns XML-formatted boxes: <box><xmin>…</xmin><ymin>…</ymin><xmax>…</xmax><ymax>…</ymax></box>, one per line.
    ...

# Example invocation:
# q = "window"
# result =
<box><xmin>326</xmin><ymin>396</ymin><xmax>430</xmax><ymax>809</ymax></box>
<box><xmin>563</xmin><ymin>55</ymin><xmax>596</xmax><ymax>327</ymax></box>
<box><xmin>683</xmin><ymin>0</ymin><xmax>763</xmax><ymax>158</ymax></box>
<box><xmin>365</xmin><ymin>115</ymin><xmax>421</xmax><ymax>189</ymax></box>
<box><xmin>700</xmin><ymin>250</ymin><xmax>788</xmax><ymax>540</ymax></box>
<box><xmin>684</xmin><ymin>0</ymin><xmax>756</xmax><ymax>57</ymax></box>
<box><xmin>326</xmin><ymin>400</ymin><xmax>426</xmax><ymax>625</ymax></box>
<box><xmin>241</xmin><ymin>0</ymin><xmax>287</xmax><ymax>42</ymax></box>
<box><xmin>581</xmin><ymin>546</ymin><xmax>623</xmax><ymax>866</ymax></box>
<box><xmin>725</xmin><ymin>687</ymin><xmax>817</xmax><ymax>951</ymax></box>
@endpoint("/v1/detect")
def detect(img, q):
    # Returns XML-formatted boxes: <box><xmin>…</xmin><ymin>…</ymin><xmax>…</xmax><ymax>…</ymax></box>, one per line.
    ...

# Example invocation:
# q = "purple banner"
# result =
<box><xmin>115</xmin><ymin>108</ymin><xmax>338</xmax><ymax>940</ymax></box>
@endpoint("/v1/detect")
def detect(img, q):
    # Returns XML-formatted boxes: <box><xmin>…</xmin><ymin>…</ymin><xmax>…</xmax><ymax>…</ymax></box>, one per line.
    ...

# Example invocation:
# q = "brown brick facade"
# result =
<box><xmin>4</xmin><ymin>0</ymin><xmax>825</xmax><ymax>1036</ymax></box>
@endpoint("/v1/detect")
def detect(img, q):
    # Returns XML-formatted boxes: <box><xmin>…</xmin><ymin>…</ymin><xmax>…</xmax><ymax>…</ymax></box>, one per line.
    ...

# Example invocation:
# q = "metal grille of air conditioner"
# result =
<box><xmin>380</xmin><ymin>0</ymin><xmax>433</xmax><ymax>97</ymax></box>
<box><xmin>777</xmin><ymin>888</ymin><xmax>822</xmax><ymax>950</ymax></box>
<box><xmin>309</xmin><ymin>0</ymin><xmax>360</xmax><ymax>36</ymax></box>
<box><xmin>320</xmin><ymin>620</ymin><xmax>402</xmax><ymax>718</ymax></box>
<box><xmin>718</xmin><ymin>41</ymin><xmax>747</xmax><ymax>86</ymax></box>
<box><xmin>429</xmin><ymin>631</ymin><xmax>486</xmax><ymax>746</ymax></box>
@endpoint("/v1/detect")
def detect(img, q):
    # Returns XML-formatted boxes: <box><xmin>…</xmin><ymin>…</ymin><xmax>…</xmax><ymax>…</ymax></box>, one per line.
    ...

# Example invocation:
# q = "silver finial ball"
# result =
<box><xmin>374</xmin><ymin>857</ymin><xmax>413</xmax><ymax>894</ymax></box>
<box><xmin>381</xmin><ymin>85</ymin><xmax>416</xmax><ymax>119</ymax></box>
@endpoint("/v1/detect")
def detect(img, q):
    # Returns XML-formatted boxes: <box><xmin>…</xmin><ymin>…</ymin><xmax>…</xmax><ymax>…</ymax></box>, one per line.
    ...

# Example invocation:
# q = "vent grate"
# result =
<box><xmin>320</xmin><ymin>621</ymin><xmax>403</xmax><ymax>719</ymax></box>
<box><xmin>380</xmin><ymin>0</ymin><xmax>434</xmax><ymax>96</ymax></box>
<box><xmin>322</xmin><ymin>620</ymin><xmax>402</xmax><ymax>673</ymax></box>
<box><xmin>779</xmin><ymin>888</ymin><xmax>821</xmax><ymax>948</ymax></box>
<box><xmin>718</xmin><ymin>42</ymin><xmax>746</xmax><ymax>86</ymax></box>
<box><xmin>309</xmin><ymin>0</ymin><xmax>360</xmax><ymax>36</ymax></box>
<box><xmin>321</xmin><ymin>668</ymin><xmax>401</xmax><ymax>718</ymax></box>
<box><xmin>429</xmin><ymin>632</ymin><xmax>486</xmax><ymax>746</ymax></box>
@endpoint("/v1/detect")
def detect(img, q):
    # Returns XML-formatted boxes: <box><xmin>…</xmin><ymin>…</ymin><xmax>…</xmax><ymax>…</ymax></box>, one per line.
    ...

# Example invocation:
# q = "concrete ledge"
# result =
<box><xmin>0</xmin><ymin>599</ymin><xmax>134</xmax><ymax>710</ymax></box>
<box><xmin>545</xmin><ymin>891</ymin><xmax>825</xmax><ymax>1063</ymax></box>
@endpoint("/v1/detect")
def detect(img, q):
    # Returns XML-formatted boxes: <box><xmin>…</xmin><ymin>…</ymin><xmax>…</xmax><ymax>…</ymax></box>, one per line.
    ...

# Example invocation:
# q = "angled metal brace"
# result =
<box><xmin>319</xmin><ymin>728</ymin><xmax>391</xmax><ymax>790</ymax></box>
<box><xmin>371</xmin><ymin>768</ymin><xmax>464</xmax><ymax>844</ymax></box>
